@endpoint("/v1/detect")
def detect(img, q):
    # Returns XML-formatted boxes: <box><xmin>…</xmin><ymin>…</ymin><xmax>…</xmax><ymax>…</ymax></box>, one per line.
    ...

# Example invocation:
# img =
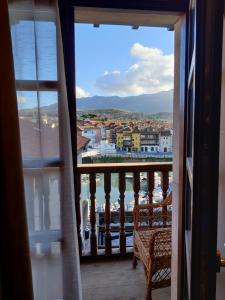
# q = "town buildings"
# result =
<box><xmin>115</xmin><ymin>125</ymin><xmax>172</xmax><ymax>154</ymax></box>
<box><xmin>76</xmin><ymin>118</ymin><xmax>173</xmax><ymax>158</ymax></box>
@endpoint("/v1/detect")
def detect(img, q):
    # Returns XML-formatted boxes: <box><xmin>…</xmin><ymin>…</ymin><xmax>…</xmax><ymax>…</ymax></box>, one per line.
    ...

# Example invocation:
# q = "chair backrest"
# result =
<box><xmin>133</xmin><ymin>194</ymin><xmax>172</xmax><ymax>230</ymax></box>
<box><xmin>149</xmin><ymin>228</ymin><xmax>172</xmax><ymax>258</ymax></box>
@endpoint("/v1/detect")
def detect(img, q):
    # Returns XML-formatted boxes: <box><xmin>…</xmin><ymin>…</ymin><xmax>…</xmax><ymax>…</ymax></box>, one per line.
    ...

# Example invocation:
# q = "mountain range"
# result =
<box><xmin>76</xmin><ymin>109</ymin><xmax>173</xmax><ymax>121</ymax></box>
<box><xmin>76</xmin><ymin>90</ymin><xmax>173</xmax><ymax>114</ymax></box>
<box><xmin>19</xmin><ymin>90</ymin><xmax>173</xmax><ymax>119</ymax></box>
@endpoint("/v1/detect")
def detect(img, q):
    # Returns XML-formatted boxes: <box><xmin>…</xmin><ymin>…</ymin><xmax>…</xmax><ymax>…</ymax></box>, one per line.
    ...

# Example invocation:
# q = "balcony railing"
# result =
<box><xmin>77</xmin><ymin>162</ymin><xmax>172</xmax><ymax>258</ymax></box>
<box><xmin>23</xmin><ymin>161</ymin><xmax>172</xmax><ymax>259</ymax></box>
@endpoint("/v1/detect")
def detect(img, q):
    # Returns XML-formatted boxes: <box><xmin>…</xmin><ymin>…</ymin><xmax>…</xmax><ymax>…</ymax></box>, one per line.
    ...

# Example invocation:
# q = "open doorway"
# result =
<box><xmin>74</xmin><ymin>10</ymin><xmax>178</xmax><ymax>300</ymax></box>
<box><xmin>6</xmin><ymin>0</ymin><xmax>224</xmax><ymax>299</ymax></box>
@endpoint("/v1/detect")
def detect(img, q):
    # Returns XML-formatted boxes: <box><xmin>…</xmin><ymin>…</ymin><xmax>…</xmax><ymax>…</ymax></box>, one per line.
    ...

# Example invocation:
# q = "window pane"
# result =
<box><xmin>39</xmin><ymin>91</ymin><xmax>59</xmax><ymax>159</ymax></box>
<box><xmin>35</xmin><ymin>21</ymin><xmax>57</xmax><ymax>80</ymax></box>
<box><xmin>17</xmin><ymin>91</ymin><xmax>59</xmax><ymax>159</ymax></box>
<box><xmin>17</xmin><ymin>91</ymin><xmax>42</xmax><ymax>158</ymax></box>
<box><xmin>24</xmin><ymin>169</ymin><xmax>62</xmax><ymax>299</ymax></box>
<box><xmin>11</xmin><ymin>20</ymin><xmax>57</xmax><ymax>80</ymax></box>
<box><xmin>11</xmin><ymin>20</ymin><xmax>37</xmax><ymax>80</ymax></box>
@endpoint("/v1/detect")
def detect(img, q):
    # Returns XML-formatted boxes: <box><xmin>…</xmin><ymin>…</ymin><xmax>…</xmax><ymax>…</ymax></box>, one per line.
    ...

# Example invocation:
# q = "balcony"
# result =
<box><xmin>78</xmin><ymin>162</ymin><xmax>172</xmax><ymax>299</ymax></box>
<box><xmin>25</xmin><ymin>162</ymin><xmax>172</xmax><ymax>299</ymax></box>
<box><xmin>76</xmin><ymin>162</ymin><xmax>172</xmax><ymax>258</ymax></box>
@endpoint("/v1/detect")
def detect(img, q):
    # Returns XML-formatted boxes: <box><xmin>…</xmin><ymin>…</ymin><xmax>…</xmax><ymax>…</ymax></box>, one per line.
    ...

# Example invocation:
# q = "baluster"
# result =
<box><xmin>43</xmin><ymin>173</ymin><xmax>50</xmax><ymax>230</ymax></box>
<box><xmin>25</xmin><ymin>174</ymin><xmax>35</xmax><ymax>232</ymax></box>
<box><xmin>76</xmin><ymin>173</ymin><xmax>82</xmax><ymax>254</ymax></box>
<box><xmin>119</xmin><ymin>172</ymin><xmax>126</xmax><ymax>255</ymax></box>
<box><xmin>147</xmin><ymin>171</ymin><xmax>154</xmax><ymax>204</ymax></box>
<box><xmin>36</xmin><ymin>174</ymin><xmax>44</xmax><ymax>231</ymax></box>
<box><xmin>104</xmin><ymin>172</ymin><xmax>111</xmax><ymax>256</ymax></box>
<box><xmin>161</xmin><ymin>171</ymin><xmax>169</xmax><ymax>226</ymax></box>
<box><xmin>147</xmin><ymin>172</ymin><xmax>154</xmax><ymax>227</ymax></box>
<box><xmin>133</xmin><ymin>172</ymin><xmax>140</xmax><ymax>205</ymax></box>
<box><xmin>90</xmin><ymin>173</ymin><xmax>97</xmax><ymax>256</ymax></box>
<box><xmin>161</xmin><ymin>171</ymin><xmax>169</xmax><ymax>200</ymax></box>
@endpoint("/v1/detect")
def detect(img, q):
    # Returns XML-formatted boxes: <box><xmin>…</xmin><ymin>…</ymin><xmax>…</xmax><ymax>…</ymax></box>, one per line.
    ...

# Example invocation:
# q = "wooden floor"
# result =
<box><xmin>81</xmin><ymin>259</ymin><xmax>170</xmax><ymax>300</ymax></box>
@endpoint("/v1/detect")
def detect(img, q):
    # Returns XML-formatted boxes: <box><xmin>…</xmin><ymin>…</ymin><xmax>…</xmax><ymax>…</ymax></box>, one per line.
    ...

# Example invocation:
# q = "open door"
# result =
<box><xmin>183</xmin><ymin>0</ymin><xmax>224</xmax><ymax>299</ymax></box>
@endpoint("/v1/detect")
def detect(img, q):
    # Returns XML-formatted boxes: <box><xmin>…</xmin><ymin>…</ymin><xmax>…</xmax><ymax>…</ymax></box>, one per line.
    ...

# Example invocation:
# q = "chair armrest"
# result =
<box><xmin>161</xmin><ymin>192</ymin><xmax>172</xmax><ymax>205</ymax></box>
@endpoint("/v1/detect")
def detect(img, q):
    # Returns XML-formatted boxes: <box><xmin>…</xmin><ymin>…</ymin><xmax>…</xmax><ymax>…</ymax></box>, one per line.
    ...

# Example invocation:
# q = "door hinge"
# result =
<box><xmin>216</xmin><ymin>250</ymin><xmax>225</xmax><ymax>272</ymax></box>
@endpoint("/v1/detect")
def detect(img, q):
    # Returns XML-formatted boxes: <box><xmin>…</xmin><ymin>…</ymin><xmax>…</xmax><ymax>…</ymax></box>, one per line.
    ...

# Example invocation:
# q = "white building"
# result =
<box><xmin>99</xmin><ymin>125</ymin><xmax>106</xmax><ymax>140</ymax></box>
<box><xmin>82</xmin><ymin>126</ymin><xmax>102</xmax><ymax>148</ymax></box>
<box><xmin>159</xmin><ymin>130</ymin><xmax>173</xmax><ymax>153</ymax></box>
<box><xmin>96</xmin><ymin>140</ymin><xmax>116</xmax><ymax>156</ymax></box>
<box><xmin>82</xmin><ymin>127</ymin><xmax>97</xmax><ymax>147</ymax></box>
<box><xmin>140</xmin><ymin>145</ymin><xmax>159</xmax><ymax>153</ymax></box>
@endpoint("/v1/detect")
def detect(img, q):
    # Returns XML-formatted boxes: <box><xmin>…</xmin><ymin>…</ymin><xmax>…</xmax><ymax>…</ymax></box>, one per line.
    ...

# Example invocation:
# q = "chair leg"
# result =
<box><xmin>145</xmin><ymin>291</ymin><xmax>152</xmax><ymax>300</ymax></box>
<box><xmin>145</xmin><ymin>271</ymin><xmax>152</xmax><ymax>300</ymax></box>
<box><xmin>133</xmin><ymin>243</ymin><xmax>138</xmax><ymax>269</ymax></box>
<box><xmin>132</xmin><ymin>254</ymin><xmax>138</xmax><ymax>269</ymax></box>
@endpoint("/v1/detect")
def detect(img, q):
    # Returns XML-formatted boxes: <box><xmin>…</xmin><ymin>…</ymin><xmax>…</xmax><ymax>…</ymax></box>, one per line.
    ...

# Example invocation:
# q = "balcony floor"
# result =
<box><xmin>81</xmin><ymin>259</ymin><xmax>170</xmax><ymax>300</ymax></box>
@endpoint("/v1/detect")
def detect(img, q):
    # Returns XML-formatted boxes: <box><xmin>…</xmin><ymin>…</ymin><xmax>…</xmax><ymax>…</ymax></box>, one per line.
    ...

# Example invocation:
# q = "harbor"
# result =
<box><xmin>80</xmin><ymin>172</ymin><xmax>173</xmax><ymax>212</ymax></box>
<box><xmin>80</xmin><ymin>171</ymin><xmax>173</xmax><ymax>253</ymax></box>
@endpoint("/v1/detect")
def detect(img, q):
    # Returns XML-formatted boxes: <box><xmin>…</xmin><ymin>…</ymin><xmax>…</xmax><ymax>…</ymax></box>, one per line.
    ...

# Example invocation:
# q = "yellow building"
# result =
<box><xmin>116</xmin><ymin>131</ymin><xmax>124</xmax><ymax>149</ymax></box>
<box><xmin>116</xmin><ymin>127</ymin><xmax>140</xmax><ymax>152</ymax></box>
<box><xmin>131</xmin><ymin>128</ymin><xmax>141</xmax><ymax>151</ymax></box>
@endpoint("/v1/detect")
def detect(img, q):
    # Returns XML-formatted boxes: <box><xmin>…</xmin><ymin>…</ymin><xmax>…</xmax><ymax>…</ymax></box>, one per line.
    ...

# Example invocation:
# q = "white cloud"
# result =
<box><xmin>76</xmin><ymin>86</ymin><xmax>90</xmax><ymax>98</ymax></box>
<box><xmin>95</xmin><ymin>43</ymin><xmax>174</xmax><ymax>96</ymax></box>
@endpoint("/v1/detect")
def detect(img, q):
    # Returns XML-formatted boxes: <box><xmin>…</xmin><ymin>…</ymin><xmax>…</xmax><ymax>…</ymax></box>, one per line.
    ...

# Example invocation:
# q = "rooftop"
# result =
<box><xmin>160</xmin><ymin>130</ymin><xmax>171</xmax><ymax>136</ymax></box>
<box><xmin>77</xmin><ymin>135</ymin><xmax>90</xmax><ymax>151</ymax></box>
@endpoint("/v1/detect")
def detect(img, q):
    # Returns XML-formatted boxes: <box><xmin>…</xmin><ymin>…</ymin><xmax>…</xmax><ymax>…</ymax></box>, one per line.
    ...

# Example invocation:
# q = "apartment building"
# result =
<box><xmin>116</xmin><ymin>126</ymin><xmax>172</xmax><ymax>153</ymax></box>
<box><xmin>159</xmin><ymin>130</ymin><xmax>173</xmax><ymax>153</ymax></box>
<box><xmin>140</xmin><ymin>128</ymin><xmax>159</xmax><ymax>153</ymax></box>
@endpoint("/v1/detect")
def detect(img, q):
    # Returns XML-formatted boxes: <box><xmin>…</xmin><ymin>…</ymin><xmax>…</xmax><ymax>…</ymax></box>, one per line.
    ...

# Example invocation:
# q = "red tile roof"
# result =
<box><xmin>77</xmin><ymin>135</ymin><xmax>90</xmax><ymax>151</ymax></box>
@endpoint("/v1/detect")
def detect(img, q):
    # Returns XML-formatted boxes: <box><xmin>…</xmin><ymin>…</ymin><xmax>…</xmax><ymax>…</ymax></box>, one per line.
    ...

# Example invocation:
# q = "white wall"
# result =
<box><xmin>82</xmin><ymin>129</ymin><xmax>96</xmax><ymax>146</ymax></box>
<box><xmin>159</xmin><ymin>134</ymin><xmax>172</xmax><ymax>153</ymax></box>
<box><xmin>96</xmin><ymin>140</ymin><xmax>116</xmax><ymax>155</ymax></box>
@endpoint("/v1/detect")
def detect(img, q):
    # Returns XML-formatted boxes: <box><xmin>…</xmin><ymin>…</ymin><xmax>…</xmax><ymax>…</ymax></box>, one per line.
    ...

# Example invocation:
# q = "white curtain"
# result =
<box><xmin>8</xmin><ymin>1</ymin><xmax>82</xmax><ymax>299</ymax></box>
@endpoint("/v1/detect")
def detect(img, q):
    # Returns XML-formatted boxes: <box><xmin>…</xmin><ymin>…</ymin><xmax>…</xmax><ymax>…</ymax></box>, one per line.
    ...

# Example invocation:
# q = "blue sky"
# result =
<box><xmin>13</xmin><ymin>21</ymin><xmax>174</xmax><ymax>108</ymax></box>
<box><xmin>75</xmin><ymin>24</ymin><xmax>174</xmax><ymax>97</ymax></box>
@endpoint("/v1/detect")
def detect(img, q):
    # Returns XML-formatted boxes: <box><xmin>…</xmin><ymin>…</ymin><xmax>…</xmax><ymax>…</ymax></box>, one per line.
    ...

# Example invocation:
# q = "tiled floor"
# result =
<box><xmin>81</xmin><ymin>259</ymin><xmax>170</xmax><ymax>300</ymax></box>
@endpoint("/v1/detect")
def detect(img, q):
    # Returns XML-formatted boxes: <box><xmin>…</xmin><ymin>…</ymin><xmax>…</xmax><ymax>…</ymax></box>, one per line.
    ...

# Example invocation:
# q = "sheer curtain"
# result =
<box><xmin>8</xmin><ymin>1</ymin><xmax>82</xmax><ymax>299</ymax></box>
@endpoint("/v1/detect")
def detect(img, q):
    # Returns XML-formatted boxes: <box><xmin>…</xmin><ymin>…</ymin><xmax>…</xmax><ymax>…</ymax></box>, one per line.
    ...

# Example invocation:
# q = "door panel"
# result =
<box><xmin>216</xmin><ymin>15</ymin><xmax>225</xmax><ymax>300</ymax></box>
<box><xmin>183</xmin><ymin>0</ymin><xmax>224</xmax><ymax>299</ymax></box>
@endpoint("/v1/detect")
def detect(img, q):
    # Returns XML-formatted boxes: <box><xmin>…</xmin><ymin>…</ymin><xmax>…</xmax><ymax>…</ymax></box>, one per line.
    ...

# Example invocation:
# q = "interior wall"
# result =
<box><xmin>171</xmin><ymin>15</ymin><xmax>186</xmax><ymax>300</ymax></box>
<box><xmin>216</xmin><ymin>15</ymin><xmax>225</xmax><ymax>300</ymax></box>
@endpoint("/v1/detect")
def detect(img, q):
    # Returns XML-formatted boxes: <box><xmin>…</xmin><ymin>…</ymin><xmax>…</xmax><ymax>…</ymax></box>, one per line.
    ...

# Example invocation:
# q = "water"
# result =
<box><xmin>80</xmin><ymin>172</ymin><xmax>172</xmax><ymax>212</ymax></box>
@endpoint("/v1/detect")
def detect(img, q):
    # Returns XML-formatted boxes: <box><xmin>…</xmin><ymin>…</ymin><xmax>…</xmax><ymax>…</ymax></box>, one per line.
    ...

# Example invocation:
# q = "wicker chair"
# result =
<box><xmin>133</xmin><ymin>194</ymin><xmax>172</xmax><ymax>300</ymax></box>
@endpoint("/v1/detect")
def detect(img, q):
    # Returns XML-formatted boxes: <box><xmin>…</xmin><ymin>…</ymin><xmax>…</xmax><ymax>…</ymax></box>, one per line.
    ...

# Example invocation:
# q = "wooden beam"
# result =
<box><xmin>74</xmin><ymin>7</ymin><xmax>183</xmax><ymax>28</ymax></box>
<box><xmin>70</xmin><ymin>0</ymin><xmax>187</xmax><ymax>13</ymax></box>
<box><xmin>78</xmin><ymin>162</ymin><xmax>172</xmax><ymax>173</ymax></box>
